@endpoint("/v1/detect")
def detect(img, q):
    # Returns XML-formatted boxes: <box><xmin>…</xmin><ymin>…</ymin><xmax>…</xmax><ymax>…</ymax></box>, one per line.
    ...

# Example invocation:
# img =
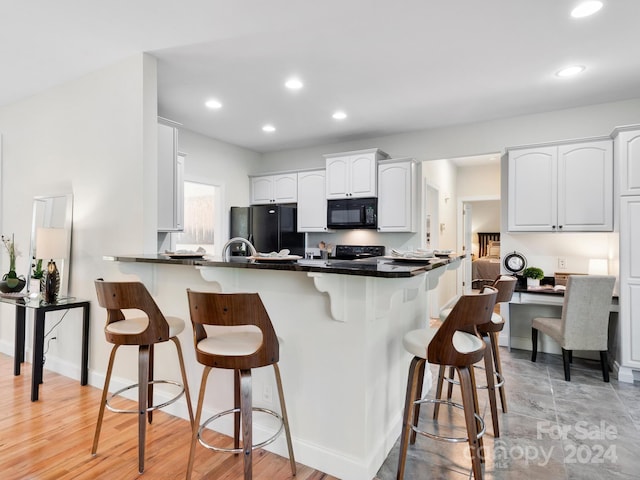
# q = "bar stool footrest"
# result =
<box><xmin>443</xmin><ymin>365</ymin><xmax>505</xmax><ymax>389</ymax></box>
<box><xmin>106</xmin><ymin>380</ymin><xmax>185</xmax><ymax>414</ymax></box>
<box><xmin>198</xmin><ymin>407</ymin><xmax>284</xmax><ymax>453</ymax></box>
<box><xmin>411</xmin><ymin>398</ymin><xmax>486</xmax><ymax>443</ymax></box>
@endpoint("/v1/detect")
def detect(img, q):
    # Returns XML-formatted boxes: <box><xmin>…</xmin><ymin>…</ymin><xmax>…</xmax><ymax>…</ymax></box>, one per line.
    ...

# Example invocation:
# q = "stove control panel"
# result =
<box><xmin>335</xmin><ymin>245</ymin><xmax>385</xmax><ymax>259</ymax></box>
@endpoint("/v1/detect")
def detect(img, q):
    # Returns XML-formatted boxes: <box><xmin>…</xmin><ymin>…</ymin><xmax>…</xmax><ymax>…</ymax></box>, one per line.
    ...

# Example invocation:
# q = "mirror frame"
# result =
<box><xmin>27</xmin><ymin>194</ymin><xmax>73</xmax><ymax>297</ymax></box>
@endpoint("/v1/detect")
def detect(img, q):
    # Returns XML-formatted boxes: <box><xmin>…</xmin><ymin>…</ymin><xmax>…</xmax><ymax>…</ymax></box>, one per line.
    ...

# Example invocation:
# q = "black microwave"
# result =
<box><xmin>327</xmin><ymin>197</ymin><xmax>377</xmax><ymax>229</ymax></box>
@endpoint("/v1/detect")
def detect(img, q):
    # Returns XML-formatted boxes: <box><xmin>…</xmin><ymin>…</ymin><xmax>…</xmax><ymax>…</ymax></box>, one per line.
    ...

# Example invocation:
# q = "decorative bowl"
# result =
<box><xmin>0</xmin><ymin>277</ymin><xmax>26</xmax><ymax>293</ymax></box>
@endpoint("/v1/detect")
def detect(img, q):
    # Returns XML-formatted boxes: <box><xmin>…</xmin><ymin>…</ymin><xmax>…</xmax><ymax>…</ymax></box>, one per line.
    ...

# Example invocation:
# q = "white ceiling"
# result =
<box><xmin>2</xmin><ymin>1</ymin><xmax>639</xmax><ymax>154</ymax></box>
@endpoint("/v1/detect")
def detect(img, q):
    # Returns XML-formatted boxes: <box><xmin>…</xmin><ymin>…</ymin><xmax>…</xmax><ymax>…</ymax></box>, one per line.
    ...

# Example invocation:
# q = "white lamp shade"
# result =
<box><xmin>36</xmin><ymin>227</ymin><xmax>67</xmax><ymax>260</ymax></box>
<box><xmin>588</xmin><ymin>258</ymin><xmax>609</xmax><ymax>275</ymax></box>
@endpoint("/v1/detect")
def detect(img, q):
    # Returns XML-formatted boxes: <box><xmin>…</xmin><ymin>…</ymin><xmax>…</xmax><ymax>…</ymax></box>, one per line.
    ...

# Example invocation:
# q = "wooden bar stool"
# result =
<box><xmin>92</xmin><ymin>279</ymin><xmax>194</xmax><ymax>474</ymax></box>
<box><xmin>397</xmin><ymin>287</ymin><xmax>497</xmax><ymax>480</ymax></box>
<box><xmin>435</xmin><ymin>276</ymin><xmax>517</xmax><ymax>436</ymax></box>
<box><xmin>185</xmin><ymin>290</ymin><xmax>296</xmax><ymax>480</ymax></box>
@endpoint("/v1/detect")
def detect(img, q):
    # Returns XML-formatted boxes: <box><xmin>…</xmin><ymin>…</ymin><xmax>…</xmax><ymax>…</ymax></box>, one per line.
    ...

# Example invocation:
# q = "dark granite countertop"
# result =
<box><xmin>104</xmin><ymin>254</ymin><xmax>465</xmax><ymax>278</ymax></box>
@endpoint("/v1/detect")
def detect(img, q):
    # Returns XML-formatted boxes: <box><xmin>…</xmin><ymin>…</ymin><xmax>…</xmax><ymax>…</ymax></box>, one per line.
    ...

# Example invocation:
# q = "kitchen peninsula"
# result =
<box><xmin>106</xmin><ymin>253</ymin><xmax>463</xmax><ymax>480</ymax></box>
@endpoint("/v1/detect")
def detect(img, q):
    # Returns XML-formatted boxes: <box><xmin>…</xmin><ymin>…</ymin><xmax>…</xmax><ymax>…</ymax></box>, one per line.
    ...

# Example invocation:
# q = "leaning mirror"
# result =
<box><xmin>27</xmin><ymin>194</ymin><xmax>73</xmax><ymax>298</ymax></box>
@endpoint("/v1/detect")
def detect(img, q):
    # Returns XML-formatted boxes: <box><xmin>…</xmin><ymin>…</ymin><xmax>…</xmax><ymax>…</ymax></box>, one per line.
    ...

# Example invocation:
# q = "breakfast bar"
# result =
<box><xmin>107</xmin><ymin>253</ymin><xmax>462</xmax><ymax>480</ymax></box>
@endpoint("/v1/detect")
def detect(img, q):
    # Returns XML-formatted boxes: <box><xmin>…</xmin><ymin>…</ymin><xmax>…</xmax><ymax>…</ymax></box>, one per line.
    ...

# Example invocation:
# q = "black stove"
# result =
<box><xmin>334</xmin><ymin>245</ymin><xmax>385</xmax><ymax>260</ymax></box>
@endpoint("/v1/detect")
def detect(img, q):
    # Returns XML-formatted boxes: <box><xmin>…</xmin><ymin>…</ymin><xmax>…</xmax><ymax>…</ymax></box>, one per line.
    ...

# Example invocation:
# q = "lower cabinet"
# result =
<box><xmin>297</xmin><ymin>169</ymin><xmax>327</xmax><ymax>232</ymax></box>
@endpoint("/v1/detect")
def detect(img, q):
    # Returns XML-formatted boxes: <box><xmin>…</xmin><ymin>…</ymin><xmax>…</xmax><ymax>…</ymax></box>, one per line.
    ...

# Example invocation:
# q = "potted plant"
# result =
<box><xmin>523</xmin><ymin>266</ymin><xmax>544</xmax><ymax>287</ymax></box>
<box><xmin>31</xmin><ymin>257</ymin><xmax>44</xmax><ymax>294</ymax></box>
<box><xmin>1</xmin><ymin>234</ymin><xmax>26</xmax><ymax>293</ymax></box>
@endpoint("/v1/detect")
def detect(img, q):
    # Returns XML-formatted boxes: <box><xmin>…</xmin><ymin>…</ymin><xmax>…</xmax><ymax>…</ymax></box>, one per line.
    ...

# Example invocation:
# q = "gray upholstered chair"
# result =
<box><xmin>531</xmin><ymin>275</ymin><xmax>615</xmax><ymax>382</ymax></box>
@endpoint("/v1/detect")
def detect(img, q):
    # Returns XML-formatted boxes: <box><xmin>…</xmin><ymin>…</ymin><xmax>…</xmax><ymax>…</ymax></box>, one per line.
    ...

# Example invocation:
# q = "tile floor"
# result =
<box><xmin>376</xmin><ymin>348</ymin><xmax>640</xmax><ymax>479</ymax></box>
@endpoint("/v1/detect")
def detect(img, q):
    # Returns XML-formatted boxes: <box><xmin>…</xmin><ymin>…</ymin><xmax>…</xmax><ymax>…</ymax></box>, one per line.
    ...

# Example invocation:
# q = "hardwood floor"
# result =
<box><xmin>0</xmin><ymin>353</ymin><xmax>336</xmax><ymax>480</ymax></box>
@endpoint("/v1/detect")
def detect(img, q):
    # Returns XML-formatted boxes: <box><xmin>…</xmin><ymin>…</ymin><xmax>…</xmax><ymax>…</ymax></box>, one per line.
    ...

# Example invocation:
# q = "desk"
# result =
<box><xmin>3</xmin><ymin>295</ymin><xmax>90</xmax><ymax>401</ymax></box>
<box><xmin>507</xmin><ymin>288</ymin><xmax>618</xmax><ymax>352</ymax></box>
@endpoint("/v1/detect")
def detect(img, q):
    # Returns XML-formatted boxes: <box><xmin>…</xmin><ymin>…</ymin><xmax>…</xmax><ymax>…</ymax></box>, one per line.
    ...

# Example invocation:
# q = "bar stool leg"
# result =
<box><xmin>234</xmin><ymin>370</ymin><xmax>241</xmax><ymax>453</ymax></box>
<box><xmin>186</xmin><ymin>366</ymin><xmax>212</xmax><ymax>480</ymax></box>
<box><xmin>92</xmin><ymin>345</ymin><xmax>119</xmax><ymax>456</ymax></box>
<box><xmin>432</xmin><ymin>365</ymin><xmax>446</xmax><ymax>420</ymax></box>
<box><xmin>148</xmin><ymin>344</ymin><xmax>154</xmax><ymax>424</ymax></box>
<box><xmin>239</xmin><ymin>369</ymin><xmax>252</xmax><ymax>480</ymax></box>
<box><xmin>469</xmin><ymin>365</ymin><xmax>484</xmax><ymax>461</ymax></box>
<box><xmin>138</xmin><ymin>345</ymin><xmax>150</xmax><ymax>473</ymax></box>
<box><xmin>171</xmin><ymin>337</ymin><xmax>195</xmax><ymax>426</ymax></box>
<box><xmin>409</xmin><ymin>358</ymin><xmax>425</xmax><ymax>444</ymax></box>
<box><xmin>483</xmin><ymin>343</ymin><xmax>499</xmax><ymax>438</ymax></box>
<box><xmin>397</xmin><ymin>356</ymin><xmax>423</xmax><ymax>480</ymax></box>
<box><xmin>458</xmin><ymin>366</ymin><xmax>483</xmax><ymax>480</ymax></box>
<box><xmin>446</xmin><ymin>366</ymin><xmax>455</xmax><ymax>399</ymax></box>
<box><xmin>273</xmin><ymin>363</ymin><xmax>296</xmax><ymax>475</ymax></box>
<box><xmin>490</xmin><ymin>332</ymin><xmax>507</xmax><ymax>413</ymax></box>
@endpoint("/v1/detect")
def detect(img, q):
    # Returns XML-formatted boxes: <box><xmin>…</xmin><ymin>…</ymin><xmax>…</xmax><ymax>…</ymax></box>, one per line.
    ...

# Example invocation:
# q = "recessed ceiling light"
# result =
<box><xmin>285</xmin><ymin>78</ymin><xmax>303</xmax><ymax>90</ymax></box>
<box><xmin>571</xmin><ymin>1</ymin><xmax>603</xmax><ymax>18</ymax></box>
<box><xmin>556</xmin><ymin>65</ymin><xmax>586</xmax><ymax>77</ymax></box>
<box><xmin>332</xmin><ymin>111</ymin><xmax>347</xmax><ymax>120</ymax></box>
<box><xmin>205</xmin><ymin>99</ymin><xmax>222</xmax><ymax>109</ymax></box>
<box><xmin>262</xmin><ymin>124</ymin><xmax>276</xmax><ymax>133</ymax></box>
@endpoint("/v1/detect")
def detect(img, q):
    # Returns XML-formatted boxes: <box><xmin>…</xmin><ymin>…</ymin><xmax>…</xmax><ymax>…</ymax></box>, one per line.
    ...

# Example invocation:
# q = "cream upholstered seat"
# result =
<box><xmin>531</xmin><ymin>275</ymin><xmax>615</xmax><ymax>382</ymax></box>
<box><xmin>105</xmin><ymin>315</ymin><xmax>185</xmax><ymax>336</ymax></box>
<box><xmin>92</xmin><ymin>280</ymin><xmax>194</xmax><ymax>474</ymax></box>
<box><xmin>185</xmin><ymin>290</ymin><xmax>296</xmax><ymax>480</ymax></box>
<box><xmin>397</xmin><ymin>287</ymin><xmax>498</xmax><ymax>480</ymax></box>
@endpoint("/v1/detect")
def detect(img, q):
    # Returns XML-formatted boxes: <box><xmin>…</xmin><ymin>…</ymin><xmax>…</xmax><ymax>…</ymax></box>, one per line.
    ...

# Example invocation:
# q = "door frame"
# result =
<box><xmin>457</xmin><ymin>194</ymin><xmax>501</xmax><ymax>296</ymax></box>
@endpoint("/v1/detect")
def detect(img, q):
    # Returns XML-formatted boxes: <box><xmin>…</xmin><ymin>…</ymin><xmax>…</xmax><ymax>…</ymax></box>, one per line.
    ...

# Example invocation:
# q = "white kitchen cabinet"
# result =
<box><xmin>250</xmin><ymin>173</ymin><xmax>298</xmax><ymax>204</ymax></box>
<box><xmin>158</xmin><ymin>122</ymin><xmax>184</xmax><ymax>232</ymax></box>
<box><xmin>377</xmin><ymin>158</ymin><xmax>417</xmax><ymax>232</ymax></box>
<box><xmin>297</xmin><ymin>169</ymin><xmax>328</xmax><ymax>232</ymax></box>
<box><xmin>614</xmin><ymin>126</ymin><xmax>640</xmax><ymax>196</ymax></box>
<box><xmin>619</xmin><ymin>196</ymin><xmax>640</xmax><ymax>379</ymax></box>
<box><xmin>507</xmin><ymin>138</ymin><xmax>612</xmax><ymax>232</ymax></box>
<box><xmin>324</xmin><ymin>148</ymin><xmax>389</xmax><ymax>199</ymax></box>
<box><xmin>614</xmin><ymin>125</ymin><xmax>640</xmax><ymax>383</ymax></box>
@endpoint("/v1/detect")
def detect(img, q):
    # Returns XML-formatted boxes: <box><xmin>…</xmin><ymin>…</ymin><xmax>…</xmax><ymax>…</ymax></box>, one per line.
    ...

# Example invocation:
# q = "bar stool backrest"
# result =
<box><xmin>493</xmin><ymin>275</ymin><xmax>517</xmax><ymax>304</ymax></box>
<box><xmin>186</xmin><ymin>290</ymin><xmax>279</xmax><ymax>370</ymax></box>
<box><xmin>94</xmin><ymin>279</ymin><xmax>170</xmax><ymax>345</ymax></box>
<box><xmin>427</xmin><ymin>287</ymin><xmax>497</xmax><ymax>367</ymax></box>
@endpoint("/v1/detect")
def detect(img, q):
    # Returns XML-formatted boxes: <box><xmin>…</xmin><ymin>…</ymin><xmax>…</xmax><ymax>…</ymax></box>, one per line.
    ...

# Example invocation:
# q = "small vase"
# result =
<box><xmin>526</xmin><ymin>278</ymin><xmax>540</xmax><ymax>288</ymax></box>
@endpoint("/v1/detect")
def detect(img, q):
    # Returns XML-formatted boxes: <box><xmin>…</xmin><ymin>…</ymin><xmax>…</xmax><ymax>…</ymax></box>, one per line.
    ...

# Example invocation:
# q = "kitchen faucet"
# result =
<box><xmin>221</xmin><ymin>237</ymin><xmax>257</xmax><ymax>261</ymax></box>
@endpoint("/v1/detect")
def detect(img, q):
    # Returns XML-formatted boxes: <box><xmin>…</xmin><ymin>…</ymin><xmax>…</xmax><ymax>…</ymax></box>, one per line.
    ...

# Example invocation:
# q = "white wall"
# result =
<box><xmin>0</xmin><ymin>54</ymin><xmax>157</xmax><ymax>377</ymax></box>
<box><xmin>0</xmin><ymin>55</ymin><xmax>261</xmax><ymax>393</ymax></box>
<box><xmin>178</xmin><ymin>127</ymin><xmax>260</xmax><ymax>248</ymax></box>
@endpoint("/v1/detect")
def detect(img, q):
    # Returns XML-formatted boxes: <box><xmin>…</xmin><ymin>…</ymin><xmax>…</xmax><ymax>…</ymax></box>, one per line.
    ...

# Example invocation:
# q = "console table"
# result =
<box><xmin>4</xmin><ymin>295</ymin><xmax>90</xmax><ymax>401</ymax></box>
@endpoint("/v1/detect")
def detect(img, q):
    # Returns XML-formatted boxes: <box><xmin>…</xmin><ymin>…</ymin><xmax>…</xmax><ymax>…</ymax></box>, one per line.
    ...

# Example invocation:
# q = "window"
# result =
<box><xmin>175</xmin><ymin>181</ymin><xmax>219</xmax><ymax>255</ymax></box>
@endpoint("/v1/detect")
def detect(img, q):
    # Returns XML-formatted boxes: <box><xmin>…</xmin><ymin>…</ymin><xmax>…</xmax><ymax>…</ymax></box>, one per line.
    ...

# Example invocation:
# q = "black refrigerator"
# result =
<box><xmin>230</xmin><ymin>205</ymin><xmax>305</xmax><ymax>256</ymax></box>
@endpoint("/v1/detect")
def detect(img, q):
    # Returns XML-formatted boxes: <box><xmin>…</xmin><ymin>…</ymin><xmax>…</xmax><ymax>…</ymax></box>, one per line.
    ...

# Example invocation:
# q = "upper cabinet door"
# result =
<box><xmin>326</xmin><ymin>156</ymin><xmax>351</xmax><ymax>198</ymax></box>
<box><xmin>325</xmin><ymin>149</ymin><xmax>386</xmax><ymax>199</ymax></box>
<box><xmin>508</xmin><ymin>146</ymin><xmax>557</xmax><ymax>232</ymax></box>
<box><xmin>158</xmin><ymin>122</ymin><xmax>184</xmax><ymax>232</ymax></box>
<box><xmin>349</xmin><ymin>153</ymin><xmax>377</xmax><ymax>198</ymax></box>
<box><xmin>617</xmin><ymin>128</ymin><xmax>640</xmax><ymax>196</ymax></box>
<box><xmin>250</xmin><ymin>176</ymin><xmax>275</xmax><ymax>204</ymax></box>
<box><xmin>377</xmin><ymin>159</ymin><xmax>415</xmax><ymax>232</ymax></box>
<box><xmin>558</xmin><ymin>140</ymin><xmax>612</xmax><ymax>231</ymax></box>
<box><xmin>297</xmin><ymin>170</ymin><xmax>328</xmax><ymax>232</ymax></box>
<box><xmin>273</xmin><ymin>173</ymin><xmax>298</xmax><ymax>203</ymax></box>
<box><xmin>250</xmin><ymin>173</ymin><xmax>298</xmax><ymax>204</ymax></box>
